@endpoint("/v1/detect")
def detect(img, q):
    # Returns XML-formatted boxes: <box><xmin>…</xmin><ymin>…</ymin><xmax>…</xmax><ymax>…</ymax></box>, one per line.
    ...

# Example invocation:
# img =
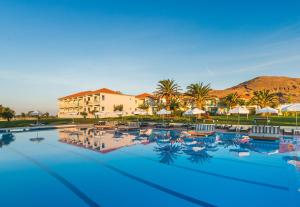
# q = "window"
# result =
<box><xmin>102</xmin><ymin>95</ymin><xmax>105</xmax><ymax>101</ymax></box>
<box><xmin>102</xmin><ymin>107</ymin><xmax>105</xmax><ymax>111</ymax></box>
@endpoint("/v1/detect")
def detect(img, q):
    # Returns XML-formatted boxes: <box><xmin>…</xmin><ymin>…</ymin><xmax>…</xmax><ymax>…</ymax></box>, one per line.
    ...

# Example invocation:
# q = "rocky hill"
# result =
<box><xmin>211</xmin><ymin>76</ymin><xmax>300</xmax><ymax>102</ymax></box>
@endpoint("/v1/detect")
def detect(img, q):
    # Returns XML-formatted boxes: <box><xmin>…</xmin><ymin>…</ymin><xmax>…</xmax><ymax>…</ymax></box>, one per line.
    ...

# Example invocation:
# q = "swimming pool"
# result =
<box><xmin>1</xmin><ymin>128</ymin><xmax>299</xmax><ymax>207</ymax></box>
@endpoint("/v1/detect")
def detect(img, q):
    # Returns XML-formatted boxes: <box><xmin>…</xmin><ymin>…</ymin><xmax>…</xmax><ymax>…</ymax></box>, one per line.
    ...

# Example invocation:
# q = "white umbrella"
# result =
<box><xmin>157</xmin><ymin>109</ymin><xmax>171</xmax><ymax>115</ymax></box>
<box><xmin>183</xmin><ymin>108</ymin><xmax>205</xmax><ymax>120</ymax></box>
<box><xmin>114</xmin><ymin>110</ymin><xmax>124</xmax><ymax>115</ymax></box>
<box><xmin>69</xmin><ymin>112</ymin><xmax>77</xmax><ymax>123</ymax></box>
<box><xmin>134</xmin><ymin>109</ymin><xmax>148</xmax><ymax>115</ymax></box>
<box><xmin>229</xmin><ymin>106</ymin><xmax>249</xmax><ymax>125</ymax></box>
<box><xmin>30</xmin><ymin>110</ymin><xmax>42</xmax><ymax>125</ymax></box>
<box><xmin>282</xmin><ymin>103</ymin><xmax>300</xmax><ymax>127</ymax></box>
<box><xmin>157</xmin><ymin>108</ymin><xmax>171</xmax><ymax>123</ymax></box>
<box><xmin>256</xmin><ymin>107</ymin><xmax>278</xmax><ymax>114</ymax></box>
<box><xmin>95</xmin><ymin>111</ymin><xmax>106</xmax><ymax>116</ymax></box>
<box><xmin>191</xmin><ymin>108</ymin><xmax>205</xmax><ymax>115</ymax></box>
<box><xmin>69</xmin><ymin>112</ymin><xmax>77</xmax><ymax>115</ymax></box>
<box><xmin>183</xmin><ymin>109</ymin><xmax>193</xmax><ymax>116</ymax></box>
<box><xmin>30</xmin><ymin>110</ymin><xmax>42</xmax><ymax>116</ymax></box>
<box><xmin>256</xmin><ymin>107</ymin><xmax>278</xmax><ymax>125</ymax></box>
<box><xmin>229</xmin><ymin>106</ymin><xmax>249</xmax><ymax>115</ymax></box>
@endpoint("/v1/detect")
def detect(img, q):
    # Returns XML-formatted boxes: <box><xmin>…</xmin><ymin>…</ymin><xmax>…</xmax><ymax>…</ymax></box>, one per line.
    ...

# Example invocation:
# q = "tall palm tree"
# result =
<box><xmin>221</xmin><ymin>92</ymin><xmax>241</xmax><ymax>110</ymax></box>
<box><xmin>250</xmin><ymin>89</ymin><xmax>278</xmax><ymax>108</ymax></box>
<box><xmin>155</xmin><ymin>79</ymin><xmax>181</xmax><ymax>110</ymax></box>
<box><xmin>185</xmin><ymin>82</ymin><xmax>211</xmax><ymax>109</ymax></box>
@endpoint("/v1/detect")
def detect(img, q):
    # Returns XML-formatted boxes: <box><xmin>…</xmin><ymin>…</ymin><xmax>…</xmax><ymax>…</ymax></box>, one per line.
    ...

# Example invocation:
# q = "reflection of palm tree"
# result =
<box><xmin>0</xmin><ymin>133</ymin><xmax>15</xmax><ymax>148</ymax></box>
<box><xmin>220</xmin><ymin>138</ymin><xmax>240</xmax><ymax>148</ymax></box>
<box><xmin>154</xmin><ymin>143</ymin><xmax>182</xmax><ymax>165</ymax></box>
<box><xmin>184</xmin><ymin>149</ymin><xmax>212</xmax><ymax>165</ymax></box>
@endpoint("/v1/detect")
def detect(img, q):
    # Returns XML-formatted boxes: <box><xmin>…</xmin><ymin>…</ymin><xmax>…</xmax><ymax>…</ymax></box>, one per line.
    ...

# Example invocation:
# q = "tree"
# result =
<box><xmin>154</xmin><ymin>79</ymin><xmax>181</xmax><ymax>110</ymax></box>
<box><xmin>138</xmin><ymin>102</ymin><xmax>150</xmax><ymax>110</ymax></box>
<box><xmin>80</xmin><ymin>111</ymin><xmax>88</xmax><ymax>119</ymax></box>
<box><xmin>169</xmin><ymin>98</ymin><xmax>181</xmax><ymax>111</ymax></box>
<box><xmin>113</xmin><ymin>104</ymin><xmax>123</xmax><ymax>111</ymax></box>
<box><xmin>1</xmin><ymin>107</ymin><xmax>15</xmax><ymax>122</ymax></box>
<box><xmin>43</xmin><ymin>112</ymin><xmax>50</xmax><ymax>118</ymax></box>
<box><xmin>221</xmin><ymin>92</ymin><xmax>242</xmax><ymax>110</ymax></box>
<box><xmin>185</xmin><ymin>82</ymin><xmax>211</xmax><ymax>109</ymax></box>
<box><xmin>250</xmin><ymin>89</ymin><xmax>278</xmax><ymax>108</ymax></box>
<box><xmin>154</xmin><ymin>100</ymin><xmax>166</xmax><ymax>111</ymax></box>
<box><xmin>27</xmin><ymin>111</ymin><xmax>34</xmax><ymax>116</ymax></box>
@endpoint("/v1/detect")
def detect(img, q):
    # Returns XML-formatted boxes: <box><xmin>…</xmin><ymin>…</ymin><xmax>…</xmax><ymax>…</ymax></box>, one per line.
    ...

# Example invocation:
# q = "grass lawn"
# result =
<box><xmin>0</xmin><ymin>115</ymin><xmax>298</xmax><ymax>128</ymax></box>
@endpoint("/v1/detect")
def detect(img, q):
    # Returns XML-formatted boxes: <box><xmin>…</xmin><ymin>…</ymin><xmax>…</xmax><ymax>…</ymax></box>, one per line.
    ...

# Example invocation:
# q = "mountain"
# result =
<box><xmin>211</xmin><ymin>76</ymin><xmax>300</xmax><ymax>102</ymax></box>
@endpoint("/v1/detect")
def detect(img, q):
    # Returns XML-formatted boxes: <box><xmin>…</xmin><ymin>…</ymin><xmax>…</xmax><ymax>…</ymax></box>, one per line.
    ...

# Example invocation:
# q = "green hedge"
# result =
<box><xmin>0</xmin><ymin>115</ymin><xmax>299</xmax><ymax>128</ymax></box>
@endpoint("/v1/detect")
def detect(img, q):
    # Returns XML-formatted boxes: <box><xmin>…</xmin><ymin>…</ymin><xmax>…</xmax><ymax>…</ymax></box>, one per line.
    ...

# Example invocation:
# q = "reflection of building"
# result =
<box><xmin>58</xmin><ymin>88</ymin><xmax>136</xmax><ymax>118</ymax></box>
<box><xmin>58</xmin><ymin>128</ymin><xmax>139</xmax><ymax>153</ymax></box>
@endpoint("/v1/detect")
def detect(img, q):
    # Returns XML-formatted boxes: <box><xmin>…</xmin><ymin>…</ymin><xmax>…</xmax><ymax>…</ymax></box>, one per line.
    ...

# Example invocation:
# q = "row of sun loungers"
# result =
<box><xmin>249</xmin><ymin>126</ymin><xmax>282</xmax><ymax>140</ymax></box>
<box><xmin>187</xmin><ymin>124</ymin><xmax>216</xmax><ymax>137</ymax></box>
<box><xmin>195</xmin><ymin>124</ymin><xmax>215</xmax><ymax>132</ymax></box>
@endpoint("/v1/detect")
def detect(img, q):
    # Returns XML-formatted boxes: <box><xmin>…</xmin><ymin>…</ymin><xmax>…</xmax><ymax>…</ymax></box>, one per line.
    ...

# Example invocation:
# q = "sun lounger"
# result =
<box><xmin>118</xmin><ymin>122</ymin><xmax>140</xmax><ymax>131</ymax></box>
<box><xmin>293</xmin><ymin>129</ymin><xmax>300</xmax><ymax>136</ymax></box>
<box><xmin>228</xmin><ymin>126</ymin><xmax>237</xmax><ymax>132</ymax></box>
<box><xmin>188</xmin><ymin>124</ymin><xmax>215</xmax><ymax>137</ymax></box>
<box><xmin>283</xmin><ymin>128</ymin><xmax>293</xmax><ymax>135</ymax></box>
<box><xmin>249</xmin><ymin>125</ymin><xmax>282</xmax><ymax>141</ymax></box>
<box><xmin>240</xmin><ymin>126</ymin><xmax>250</xmax><ymax>132</ymax></box>
<box><xmin>94</xmin><ymin>121</ymin><xmax>115</xmax><ymax>130</ymax></box>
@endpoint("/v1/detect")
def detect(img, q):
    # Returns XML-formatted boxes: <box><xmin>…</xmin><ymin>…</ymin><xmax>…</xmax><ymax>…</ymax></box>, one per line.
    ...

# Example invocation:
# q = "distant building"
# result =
<box><xmin>135</xmin><ymin>93</ymin><xmax>156</xmax><ymax>115</ymax></box>
<box><xmin>58</xmin><ymin>88</ymin><xmax>136</xmax><ymax>118</ymax></box>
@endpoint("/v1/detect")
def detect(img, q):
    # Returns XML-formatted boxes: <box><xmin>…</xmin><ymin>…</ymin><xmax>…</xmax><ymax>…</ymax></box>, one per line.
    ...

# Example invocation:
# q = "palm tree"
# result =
<box><xmin>250</xmin><ymin>89</ymin><xmax>278</xmax><ymax>108</ymax></box>
<box><xmin>221</xmin><ymin>92</ymin><xmax>242</xmax><ymax>110</ymax></box>
<box><xmin>185</xmin><ymin>82</ymin><xmax>211</xmax><ymax>109</ymax></box>
<box><xmin>154</xmin><ymin>79</ymin><xmax>181</xmax><ymax>110</ymax></box>
<box><xmin>169</xmin><ymin>98</ymin><xmax>181</xmax><ymax>111</ymax></box>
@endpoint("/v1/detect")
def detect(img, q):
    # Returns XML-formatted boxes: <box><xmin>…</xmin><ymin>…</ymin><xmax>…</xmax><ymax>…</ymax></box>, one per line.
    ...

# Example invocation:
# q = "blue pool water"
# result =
<box><xmin>1</xmin><ymin>128</ymin><xmax>300</xmax><ymax>207</ymax></box>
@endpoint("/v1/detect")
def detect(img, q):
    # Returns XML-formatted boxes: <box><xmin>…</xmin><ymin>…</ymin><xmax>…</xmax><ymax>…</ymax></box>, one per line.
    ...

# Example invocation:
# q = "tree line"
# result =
<box><xmin>0</xmin><ymin>105</ymin><xmax>51</xmax><ymax>122</ymax></box>
<box><xmin>151</xmin><ymin>79</ymin><xmax>282</xmax><ymax>112</ymax></box>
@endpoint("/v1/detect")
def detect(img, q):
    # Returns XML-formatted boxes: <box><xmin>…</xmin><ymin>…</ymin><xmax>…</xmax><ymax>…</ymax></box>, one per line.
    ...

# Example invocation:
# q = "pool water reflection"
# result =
<box><xmin>0</xmin><ymin>128</ymin><xmax>300</xmax><ymax>207</ymax></box>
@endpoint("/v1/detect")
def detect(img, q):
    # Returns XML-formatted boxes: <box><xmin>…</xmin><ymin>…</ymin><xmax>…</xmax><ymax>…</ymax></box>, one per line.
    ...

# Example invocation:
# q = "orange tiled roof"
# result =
<box><xmin>59</xmin><ymin>88</ymin><xmax>123</xmax><ymax>100</ymax></box>
<box><xmin>135</xmin><ymin>93</ymin><xmax>153</xmax><ymax>99</ymax></box>
<box><xmin>59</xmin><ymin>91</ymin><xmax>92</xmax><ymax>100</ymax></box>
<box><xmin>92</xmin><ymin>88</ymin><xmax>121</xmax><ymax>95</ymax></box>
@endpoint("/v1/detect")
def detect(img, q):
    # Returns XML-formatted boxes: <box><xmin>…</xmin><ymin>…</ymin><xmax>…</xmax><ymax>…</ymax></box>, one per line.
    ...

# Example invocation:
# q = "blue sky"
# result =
<box><xmin>1</xmin><ymin>0</ymin><xmax>300</xmax><ymax>114</ymax></box>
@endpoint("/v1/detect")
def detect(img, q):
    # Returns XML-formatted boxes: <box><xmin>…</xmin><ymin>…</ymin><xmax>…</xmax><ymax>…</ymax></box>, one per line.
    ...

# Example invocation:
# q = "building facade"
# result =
<box><xmin>58</xmin><ymin>88</ymin><xmax>136</xmax><ymax>118</ymax></box>
<box><xmin>135</xmin><ymin>93</ymin><xmax>157</xmax><ymax>115</ymax></box>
